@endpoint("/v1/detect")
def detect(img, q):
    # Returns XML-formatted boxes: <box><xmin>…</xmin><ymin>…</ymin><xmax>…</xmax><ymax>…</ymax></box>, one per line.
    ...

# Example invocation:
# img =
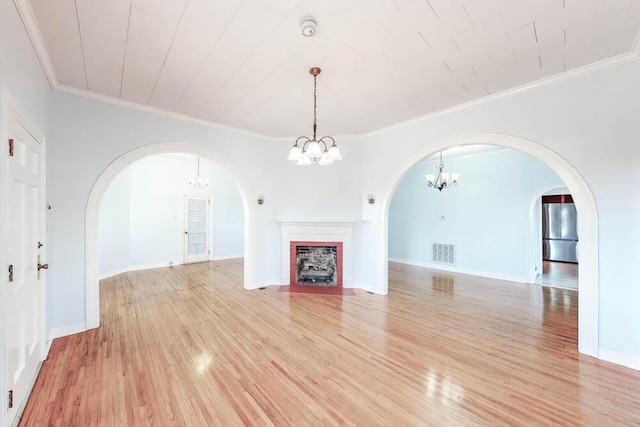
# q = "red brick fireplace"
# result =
<box><xmin>290</xmin><ymin>241</ymin><xmax>343</xmax><ymax>288</ymax></box>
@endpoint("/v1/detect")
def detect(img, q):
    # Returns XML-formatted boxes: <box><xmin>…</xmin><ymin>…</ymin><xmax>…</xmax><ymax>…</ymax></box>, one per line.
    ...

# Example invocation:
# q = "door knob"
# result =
<box><xmin>38</xmin><ymin>263</ymin><xmax>49</xmax><ymax>271</ymax></box>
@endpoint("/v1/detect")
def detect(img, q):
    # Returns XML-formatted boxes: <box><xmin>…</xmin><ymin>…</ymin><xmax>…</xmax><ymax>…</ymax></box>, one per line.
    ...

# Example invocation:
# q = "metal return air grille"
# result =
<box><xmin>432</xmin><ymin>243</ymin><xmax>455</xmax><ymax>265</ymax></box>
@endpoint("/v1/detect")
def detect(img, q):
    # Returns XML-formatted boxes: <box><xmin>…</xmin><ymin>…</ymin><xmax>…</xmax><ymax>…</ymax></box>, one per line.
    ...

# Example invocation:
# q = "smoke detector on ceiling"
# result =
<box><xmin>300</xmin><ymin>17</ymin><xmax>317</xmax><ymax>37</ymax></box>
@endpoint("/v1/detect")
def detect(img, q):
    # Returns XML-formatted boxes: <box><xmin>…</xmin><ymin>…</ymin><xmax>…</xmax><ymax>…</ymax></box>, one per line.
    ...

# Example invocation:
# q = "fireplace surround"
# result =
<box><xmin>278</xmin><ymin>220</ymin><xmax>355</xmax><ymax>287</ymax></box>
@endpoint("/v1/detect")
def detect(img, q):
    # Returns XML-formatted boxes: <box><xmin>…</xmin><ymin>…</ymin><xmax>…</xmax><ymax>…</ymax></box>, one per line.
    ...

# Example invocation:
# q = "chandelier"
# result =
<box><xmin>287</xmin><ymin>67</ymin><xmax>342</xmax><ymax>166</ymax></box>
<box><xmin>426</xmin><ymin>152</ymin><xmax>459</xmax><ymax>191</ymax></box>
<box><xmin>188</xmin><ymin>156</ymin><xmax>209</xmax><ymax>189</ymax></box>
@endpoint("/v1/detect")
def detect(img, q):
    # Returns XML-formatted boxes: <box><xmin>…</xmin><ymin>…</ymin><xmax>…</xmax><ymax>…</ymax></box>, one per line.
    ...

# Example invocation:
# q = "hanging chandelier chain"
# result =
<box><xmin>312</xmin><ymin>73</ymin><xmax>317</xmax><ymax>141</ymax></box>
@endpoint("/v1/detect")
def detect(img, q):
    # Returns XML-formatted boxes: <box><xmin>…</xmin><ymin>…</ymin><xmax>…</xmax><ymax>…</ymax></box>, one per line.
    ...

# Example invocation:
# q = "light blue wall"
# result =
<box><xmin>389</xmin><ymin>148</ymin><xmax>564</xmax><ymax>280</ymax></box>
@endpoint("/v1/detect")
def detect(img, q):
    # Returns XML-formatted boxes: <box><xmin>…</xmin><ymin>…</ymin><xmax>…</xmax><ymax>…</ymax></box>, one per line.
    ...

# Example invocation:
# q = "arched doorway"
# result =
<box><xmin>85</xmin><ymin>142</ymin><xmax>254</xmax><ymax>330</ymax></box>
<box><xmin>379</xmin><ymin>133</ymin><xmax>598</xmax><ymax>357</ymax></box>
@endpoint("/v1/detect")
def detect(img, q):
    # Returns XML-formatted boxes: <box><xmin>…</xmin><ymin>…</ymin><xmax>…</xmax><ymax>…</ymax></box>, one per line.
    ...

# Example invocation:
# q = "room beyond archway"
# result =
<box><xmin>378</xmin><ymin>134</ymin><xmax>598</xmax><ymax>357</ymax></box>
<box><xmin>85</xmin><ymin>143</ymin><xmax>254</xmax><ymax>330</ymax></box>
<box><xmin>98</xmin><ymin>153</ymin><xmax>245</xmax><ymax>280</ymax></box>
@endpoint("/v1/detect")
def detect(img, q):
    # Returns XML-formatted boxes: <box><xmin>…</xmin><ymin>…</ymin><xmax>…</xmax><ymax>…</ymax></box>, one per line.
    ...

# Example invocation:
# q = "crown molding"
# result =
<box><xmin>364</xmin><ymin>51</ymin><xmax>640</xmax><ymax>138</ymax></box>
<box><xmin>632</xmin><ymin>28</ymin><xmax>640</xmax><ymax>56</ymax></box>
<box><xmin>14</xmin><ymin>0</ymin><xmax>58</xmax><ymax>90</ymax></box>
<box><xmin>14</xmin><ymin>0</ymin><xmax>640</xmax><ymax>142</ymax></box>
<box><xmin>53</xmin><ymin>84</ymin><xmax>280</xmax><ymax>141</ymax></box>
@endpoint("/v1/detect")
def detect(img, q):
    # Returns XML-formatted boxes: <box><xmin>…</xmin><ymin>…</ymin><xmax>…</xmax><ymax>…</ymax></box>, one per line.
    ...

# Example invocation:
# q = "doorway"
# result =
<box><xmin>184</xmin><ymin>196</ymin><xmax>211</xmax><ymax>264</ymax></box>
<box><xmin>380</xmin><ymin>133</ymin><xmax>599</xmax><ymax>357</ymax></box>
<box><xmin>86</xmin><ymin>143</ymin><xmax>252</xmax><ymax>331</ymax></box>
<box><xmin>1</xmin><ymin>94</ymin><xmax>47</xmax><ymax>426</ymax></box>
<box><xmin>536</xmin><ymin>193</ymin><xmax>579</xmax><ymax>289</ymax></box>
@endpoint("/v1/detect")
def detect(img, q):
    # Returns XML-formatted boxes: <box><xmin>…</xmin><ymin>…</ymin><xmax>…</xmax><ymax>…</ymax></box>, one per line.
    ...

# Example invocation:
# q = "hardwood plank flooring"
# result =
<box><xmin>535</xmin><ymin>260</ymin><xmax>579</xmax><ymax>289</ymax></box>
<box><xmin>20</xmin><ymin>260</ymin><xmax>640</xmax><ymax>426</ymax></box>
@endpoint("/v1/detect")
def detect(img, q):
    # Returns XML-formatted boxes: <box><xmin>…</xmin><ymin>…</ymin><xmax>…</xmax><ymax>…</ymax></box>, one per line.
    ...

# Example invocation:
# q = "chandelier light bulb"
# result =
<box><xmin>296</xmin><ymin>153</ymin><xmax>312</xmax><ymax>166</ymax></box>
<box><xmin>426</xmin><ymin>174</ymin><xmax>435</xmax><ymax>183</ymax></box>
<box><xmin>288</xmin><ymin>145</ymin><xmax>302</xmax><ymax>161</ymax></box>
<box><xmin>328</xmin><ymin>144</ymin><xmax>342</xmax><ymax>161</ymax></box>
<box><xmin>318</xmin><ymin>152</ymin><xmax>334</xmax><ymax>166</ymax></box>
<box><xmin>306</xmin><ymin>140</ymin><xmax>322</xmax><ymax>158</ymax></box>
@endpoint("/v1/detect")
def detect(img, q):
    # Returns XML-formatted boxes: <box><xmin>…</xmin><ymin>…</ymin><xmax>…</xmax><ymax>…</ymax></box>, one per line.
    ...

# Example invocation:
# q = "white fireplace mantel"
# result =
<box><xmin>278</xmin><ymin>220</ymin><xmax>357</xmax><ymax>286</ymax></box>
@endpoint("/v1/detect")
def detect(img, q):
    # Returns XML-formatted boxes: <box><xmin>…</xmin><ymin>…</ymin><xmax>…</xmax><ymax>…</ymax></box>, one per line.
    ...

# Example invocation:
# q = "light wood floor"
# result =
<box><xmin>536</xmin><ymin>260</ymin><xmax>579</xmax><ymax>289</ymax></box>
<box><xmin>20</xmin><ymin>260</ymin><xmax>640</xmax><ymax>426</ymax></box>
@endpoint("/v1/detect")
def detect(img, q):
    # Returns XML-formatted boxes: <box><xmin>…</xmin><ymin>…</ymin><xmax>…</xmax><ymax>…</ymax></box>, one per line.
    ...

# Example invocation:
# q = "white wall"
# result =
<box><xmin>98</xmin><ymin>168</ymin><xmax>130</xmax><ymax>275</ymax></box>
<box><xmin>389</xmin><ymin>148</ymin><xmax>564</xmax><ymax>282</ymax></box>
<box><xmin>98</xmin><ymin>155</ymin><xmax>244</xmax><ymax>277</ymax></box>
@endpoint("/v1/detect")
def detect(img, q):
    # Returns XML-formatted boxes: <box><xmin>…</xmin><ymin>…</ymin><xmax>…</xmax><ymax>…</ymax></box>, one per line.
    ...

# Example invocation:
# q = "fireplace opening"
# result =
<box><xmin>290</xmin><ymin>241</ymin><xmax>343</xmax><ymax>287</ymax></box>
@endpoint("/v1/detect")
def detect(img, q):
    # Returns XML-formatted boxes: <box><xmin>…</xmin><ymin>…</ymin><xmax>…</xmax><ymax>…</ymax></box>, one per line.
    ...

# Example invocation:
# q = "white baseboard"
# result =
<box><xmin>599</xmin><ymin>348</ymin><xmax>640</xmax><ymax>371</ymax></box>
<box><xmin>48</xmin><ymin>321</ymin><xmax>87</xmax><ymax>341</ymax></box>
<box><xmin>100</xmin><ymin>261</ymin><xmax>182</xmax><ymax>279</ymax></box>
<box><xmin>211</xmin><ymin>254</ymin><xmax>244</xmax><ymax>261</ymax></box>
<box><xmin>250</xmin><ymin>279</ymin><xmax>286</xmax><ymax>289</ymax></box>
<box><xmin>388</xmin><ymin>258</ymin><xmax>529</xmax><ymax>284</ymax></box>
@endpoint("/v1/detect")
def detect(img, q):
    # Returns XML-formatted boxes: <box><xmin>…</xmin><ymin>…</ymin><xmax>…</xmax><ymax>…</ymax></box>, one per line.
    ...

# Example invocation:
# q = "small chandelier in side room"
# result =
<box><xmin>287</xmin><ymin>67</ymin><xmax>342</xmax><ymax>166</ymax></box>
<box><xmin>188</xmin><ymin>156</ymin><xmax>209</xmax><ymax>189</ymax></box>
<box><xmin>426</xmin><ymin>152</ymin><xmax>459</xmax><ymax>191</ymax></box>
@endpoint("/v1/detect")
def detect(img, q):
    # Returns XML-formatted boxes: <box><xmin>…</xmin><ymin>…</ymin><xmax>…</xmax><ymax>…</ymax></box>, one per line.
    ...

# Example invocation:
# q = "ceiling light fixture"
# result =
<box><xmin>188</xmin><ymin>156</ymin><xmax>209</xmax><ymax>189</ymax></box>
<box><xmin>426</xmin><ymin>152</ymin><xmax>459</xmax><ymax>191</ymax></box>
<box><xmin>287</xmin><ymin>67</ymin><xmax>342</xmax><ymax>166</ymax></box>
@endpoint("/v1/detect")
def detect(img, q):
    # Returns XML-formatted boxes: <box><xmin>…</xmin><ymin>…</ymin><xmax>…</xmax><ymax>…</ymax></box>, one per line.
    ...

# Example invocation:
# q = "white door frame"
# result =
<box><xmin>379</xmin><ymin>133</ymin><xmax>599</xmax><ymax>357</ymax></box>
<box><xmin>0</xmin><ymin>90</ymin><xmax>48</xmax><ymax>427</ymax></box>
<box><xmin>183</xmin><ymin>195</ymin><xmax>212</xmax><ymax>264</ymax></box>
<box><xmin>527</xmin><ymin>185</ymin><xmax>571</xmax><ymax>283</ymax></box>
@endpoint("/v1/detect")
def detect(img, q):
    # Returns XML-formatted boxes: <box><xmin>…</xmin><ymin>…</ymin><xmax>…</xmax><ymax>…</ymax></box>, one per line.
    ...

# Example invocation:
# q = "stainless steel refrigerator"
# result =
<box><xmin>542</xmin><ymin>196</ymin><xmax>578</xmax><ymax>263</ymax></box>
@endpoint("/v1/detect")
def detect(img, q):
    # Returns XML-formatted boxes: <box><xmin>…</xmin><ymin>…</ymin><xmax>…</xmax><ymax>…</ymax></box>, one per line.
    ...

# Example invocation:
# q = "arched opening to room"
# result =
<box><xmin>378</xmin><ymin>134</ymin><xmax>598</xmax><ymax>357</ymax></box>
<box><xmin>85</xmin><ymin>143</ymin><xmax>253</xmax><ymax>330</ymax></box>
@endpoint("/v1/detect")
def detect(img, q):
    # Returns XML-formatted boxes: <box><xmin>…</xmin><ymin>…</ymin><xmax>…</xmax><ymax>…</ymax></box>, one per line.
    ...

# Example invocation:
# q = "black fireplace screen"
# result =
<box><xmin>295</xmin><ymin>245</ymin><xmax>338</xmax><ymax>287</ymax></box>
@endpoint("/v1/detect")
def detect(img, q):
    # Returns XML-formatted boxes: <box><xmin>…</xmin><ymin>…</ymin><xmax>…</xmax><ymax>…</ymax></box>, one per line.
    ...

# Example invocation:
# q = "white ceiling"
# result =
<box><xmin>27</xmin><ymin>0</ymin><xmax>640</xmax><ymax>137</ymax></box>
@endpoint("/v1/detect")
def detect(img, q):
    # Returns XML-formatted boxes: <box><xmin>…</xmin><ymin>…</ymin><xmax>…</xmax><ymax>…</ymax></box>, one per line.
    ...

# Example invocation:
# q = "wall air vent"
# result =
<box><xmin>432</xmin><ymin>243</ymin><xmax>455</xmax><ymax>265</ymax></box>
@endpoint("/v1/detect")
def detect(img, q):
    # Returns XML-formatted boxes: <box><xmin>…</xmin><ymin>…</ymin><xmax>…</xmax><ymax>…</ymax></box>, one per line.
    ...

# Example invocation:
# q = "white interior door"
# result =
<box><xmin>4</xmin><ymin>107</ymin><xmax>46</xmax><ymax>425</ymax></box>
<box><xmin>183</xmin><ymin>196</ymin><xmax>210</xmax><ymax>264</ymax></box>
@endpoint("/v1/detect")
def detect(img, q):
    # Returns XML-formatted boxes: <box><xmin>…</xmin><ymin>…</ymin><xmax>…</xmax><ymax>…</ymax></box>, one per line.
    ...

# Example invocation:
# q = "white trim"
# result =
<box><xmin>388</xmin><ymin>258</ymin><xmax>528</xmax><ymax>284</ymax></box>
<box><xmin>99</xmin><ymin>262</ymin><xmax>182</xmax><ymax>280</ymax></box>
<box><xmin>1</xmin><ymin>92</ymin><xmax>48</xmax><ymax>427</ymax></box>
<box><xmin>54</xmin><ymin>84</ymin><xmax>281</xmax><ymax>141</ymax></box>
<box><xmin>278</xmin><ymin>221</ymin><xmax>356</xmax><ymax>287</ymax></box>
<box><xmin>86</xmin><ymin>142</ymin><xmax>253</xmax><ymax>330</ymax></box>
<box><xmin>379</xmin><ymin>133</ymin><xmax>599</xmax><ymax>358</ymax></box>
<box><xmin>363</xmin><ymin>53</ymin><xmax>640</xmax><ymax>138</ymax></box>
<box><xmin>632</xmin><ymin>28</ymin><xmax>640</xmax><ymax>56</ymax></box>
<box><xmin>252</xmin><ymin>280</ymin><xmax>285</xmax><ymax>289</ymax></box>
<box><xmin>599</xmin><ymin>348</ymin><xmax>640</xmax><ymax>371</ymax></box>
<box><xmin>526</xmin><ymin>185</ymin><xmax>570</xmax><ymax>283</ymax></box>
<box><xmin>13</xmin><ymin>0</ymin><xmax>57</xmax><ymax>90</ymax></box>
<box><xmin>47</xmin><ymin>322</ymin><xmax>87</xmax><ymax>341</ymax></box>
<box><xmin>211</xmin><ymin>254</ymin><xmax>244</xmax><ymax>261</ymax></box>
<box><xmin>183</xmin><ymin>195</ymin><xmax>211</xmax><ymax>264</ymax></box>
